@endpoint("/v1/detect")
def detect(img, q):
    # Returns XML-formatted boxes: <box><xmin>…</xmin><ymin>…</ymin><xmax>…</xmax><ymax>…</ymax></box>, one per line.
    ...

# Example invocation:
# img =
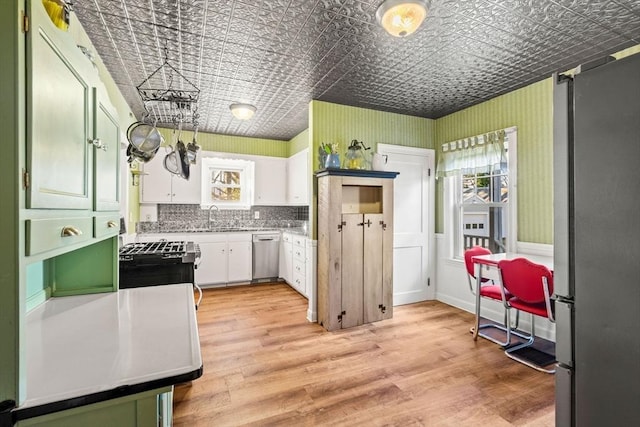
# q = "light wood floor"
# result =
<box><xmin>173</xmin><ymin>283</ymin><xmax>555</xmax><ymax>426</ymax></box>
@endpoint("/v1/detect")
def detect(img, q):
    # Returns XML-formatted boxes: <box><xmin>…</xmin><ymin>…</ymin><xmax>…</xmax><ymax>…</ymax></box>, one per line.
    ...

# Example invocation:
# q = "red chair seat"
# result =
<box><xmin>479</xmin><ymin>284</ymin><xmax>511</xmax><ymax>301</ymax></box>
<box><xmin>507</xmin><ymin>297</ymin><xmax>549</xmax><ymax>317</ymax></box>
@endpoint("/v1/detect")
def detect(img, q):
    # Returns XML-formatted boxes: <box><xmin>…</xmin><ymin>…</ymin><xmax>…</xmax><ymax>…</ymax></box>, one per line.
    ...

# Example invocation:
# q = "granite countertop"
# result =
<box><xmin>138</xmin><ymin>227</ymin><xmax>309</xmax><ymax>237</ymax></box>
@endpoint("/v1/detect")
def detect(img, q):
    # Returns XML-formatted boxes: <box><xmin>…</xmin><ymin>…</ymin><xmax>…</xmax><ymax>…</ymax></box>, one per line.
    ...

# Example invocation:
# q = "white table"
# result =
<box><xmin>470</xmin><ymin>252</ymin><xmax>553</xmax><ymax>341</ymax></box>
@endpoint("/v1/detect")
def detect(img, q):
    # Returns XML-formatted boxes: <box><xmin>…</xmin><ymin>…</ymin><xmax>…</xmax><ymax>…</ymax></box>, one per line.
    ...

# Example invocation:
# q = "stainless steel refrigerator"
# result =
<box><xmin>553</xmin><ymin>53</ymin><xmax>640</xmax><ymax>426</ymax></box>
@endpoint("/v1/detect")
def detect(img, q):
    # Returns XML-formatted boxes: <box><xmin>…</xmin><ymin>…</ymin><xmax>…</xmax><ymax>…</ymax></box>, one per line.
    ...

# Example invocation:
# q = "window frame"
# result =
<box><xmin>444</xmin><ymin>127</ymin><xmax>518</xmax><ymax>259</ymax></box>
<box><xmin>200</xmin><ymin>157</ymin><xmax>255</xmax><ymax>210</ymax></box>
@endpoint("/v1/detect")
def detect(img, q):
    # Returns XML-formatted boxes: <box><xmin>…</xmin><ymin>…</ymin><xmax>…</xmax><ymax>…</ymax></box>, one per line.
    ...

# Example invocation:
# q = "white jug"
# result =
<box><xmin>371</xmin><ymin>153</ymin><xmax>388</xmax><ymax>171</ymax></box>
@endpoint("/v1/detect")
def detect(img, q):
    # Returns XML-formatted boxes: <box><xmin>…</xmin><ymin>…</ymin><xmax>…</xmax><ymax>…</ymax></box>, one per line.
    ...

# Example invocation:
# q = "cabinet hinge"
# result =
<box><xmin>22</xmin><ymin>12</ymin><xmax>29</xmax><ymax>33</ymax></box>
<box><xmin>427</xmin><ymin>277</ymin><xmax>431</xmax><ymax>287</ymax></box>
<box><xmin>22</xmin><ymin>169</ymin><xmax>30</xmax><ymax>189</ymax></box>
<box><xmin>379</xmin><ymin>221</ymin><xmax>387</xmax><ymax>231</ymax></box>
<box><xmin>338</xmin><ymin>310</ymin><xmax>346</xmax><ymax>322</ymax></box>
<box><xmin>428</xmin><ymin>168</ymin><xmax>431</xmax><ymax>177</ymax></box>
<box><xmin>338</xmin><ymin>221</ymin><xmax>346</xmax><ymax>232</ymax></box>
<box><xmin>378</xmin><ymin>304</ymin><xmax>386</xmax><ymax>313</ymax></box>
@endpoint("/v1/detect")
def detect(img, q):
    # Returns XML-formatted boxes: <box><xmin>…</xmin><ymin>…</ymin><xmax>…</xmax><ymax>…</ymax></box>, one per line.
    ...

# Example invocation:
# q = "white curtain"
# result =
<box><xmin>436</xmin><ymin>129</ymin><xmax>507</xmax><ymax>178</ymax></box>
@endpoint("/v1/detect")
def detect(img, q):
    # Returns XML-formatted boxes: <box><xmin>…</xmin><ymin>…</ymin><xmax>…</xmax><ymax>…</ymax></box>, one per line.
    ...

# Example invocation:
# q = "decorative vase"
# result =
<box><xmin>318</xmin><ymin>152</ymin><xmax>328</xmax><ymax>170</ymax></box>
<box><xmin>325</xmin><ymin>153</ymin><xmax>340</xmax><ymax>168</ymax></box>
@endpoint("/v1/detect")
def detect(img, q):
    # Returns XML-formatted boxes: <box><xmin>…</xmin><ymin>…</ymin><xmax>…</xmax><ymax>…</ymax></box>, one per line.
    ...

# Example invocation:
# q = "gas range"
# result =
<box><xmin>119</xmin><ymin>241</ymin><xmax>200</xmax><ymax>264</ymax></box>
<box><xmin>119</xmin><ymin>241</ymin><xmax>200</xmax><ymax>289</ymax></box>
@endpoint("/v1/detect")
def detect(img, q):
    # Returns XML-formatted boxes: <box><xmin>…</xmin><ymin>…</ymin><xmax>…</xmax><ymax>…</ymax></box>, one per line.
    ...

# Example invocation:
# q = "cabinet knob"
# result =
<box><xmin>61</xmin><ymin>226</ymin><xmax>82</xmax><ymax>237</ymax></box>
<box><xmin>107</xmin><ymin>220</ymin><xmax>118</xmax><ymax>228</ymax></box>
<box><xmin>88</xmin><ymin>138</ymin><xmax>108</xmax><ymax>151</ymax></box>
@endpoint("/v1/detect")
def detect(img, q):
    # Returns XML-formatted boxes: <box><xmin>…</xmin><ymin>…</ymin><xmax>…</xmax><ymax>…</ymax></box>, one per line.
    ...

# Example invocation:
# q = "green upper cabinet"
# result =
<box><xmin>27</xmin><ymin>0</ymin><xmax>94</xmax><ymax>210</ymax></box>
<box><xmin>93</xmin><ymin>87</ymin><xmax>120</xmax><ymax>211</ymax></box>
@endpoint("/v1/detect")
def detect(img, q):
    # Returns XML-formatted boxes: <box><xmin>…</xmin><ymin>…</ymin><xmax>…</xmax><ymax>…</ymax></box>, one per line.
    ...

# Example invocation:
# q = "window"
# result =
<box><xmin>439</xmin><ymin>128</ymin><xmax>517</xmax><ymax>259</ymax></box>
<box><xmin>201</xmin><ymin>157</ymin><xmax>254</xmax><ymax>209</ymax></box>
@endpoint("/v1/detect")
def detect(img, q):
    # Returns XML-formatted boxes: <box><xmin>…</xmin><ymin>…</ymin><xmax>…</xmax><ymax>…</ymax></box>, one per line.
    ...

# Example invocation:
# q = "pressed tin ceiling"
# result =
<box><xmin>73</xmin><ymin>0</ymin><xmax>640</xmax><ymax>140</ymax></box>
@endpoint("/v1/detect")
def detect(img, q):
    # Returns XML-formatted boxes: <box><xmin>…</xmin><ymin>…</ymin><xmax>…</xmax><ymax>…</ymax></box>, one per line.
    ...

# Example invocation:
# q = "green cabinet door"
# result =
<box><xmin>93</xmin><ymin>87</ymin><xmax>120</xmax><ymax>211</ymax></box>
<box><xmin>27</xmin><ymin>0</ymin><xmax>93</xmax><ymax>209</ymax></box>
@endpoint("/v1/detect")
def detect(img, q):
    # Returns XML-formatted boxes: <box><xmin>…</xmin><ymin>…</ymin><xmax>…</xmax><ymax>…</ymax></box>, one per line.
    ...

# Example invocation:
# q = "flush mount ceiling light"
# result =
<box><xmin>376</xmin><ymin>0</ymin><xmax>429</xmax><ymax>38</ymax></box>
<box><xmin>229</xmin><ymin>103</ymin><xmax>257</xmax><ymax>120</ymax></box>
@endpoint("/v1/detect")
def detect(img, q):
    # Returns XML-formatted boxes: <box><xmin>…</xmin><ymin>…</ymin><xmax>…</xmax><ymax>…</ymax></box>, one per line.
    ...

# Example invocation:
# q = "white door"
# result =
<box><xmin>377</xmin><ymin>144</ymin><xmax>435</xmax><ymax>305</ymax></box>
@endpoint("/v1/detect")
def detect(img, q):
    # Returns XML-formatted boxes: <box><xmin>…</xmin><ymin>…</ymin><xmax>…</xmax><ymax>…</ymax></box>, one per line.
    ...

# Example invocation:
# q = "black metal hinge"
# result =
<box><xmin>338</xmin><ymin>221</ymin><xmax>346</xmax><ymax>232</ymax></box>
<box><xmin>379</xmin><ymin>221</ymin><xmax>387</xmax><ymax>231</ymax></box>
<box><xmin>338</xmin><ymin>310</ymin><xmax>346</xmax><ymax>322</ymax></box>
<box><xmin>428</xmin><ymin>168</ymin><xmax>431</xmax><ymax>177</ymax></box>
<box><xmin>22</xmin><ymin>12</ymin><xmax>29</xmax><ymax>33</ymax></box>
<box><xmin>427</xmin><ymin>277</ymin><xmax>431</xmax><ymax>287</ymax></box>
<box><xmin>378</xmin><ymin>304</ymin><xmax>386</xmax><ymax>313</ymax></box>
<box><xmin>22</xmin><ymin>169</ymin><xmax>30</xmax><ymax>189</ymax></box>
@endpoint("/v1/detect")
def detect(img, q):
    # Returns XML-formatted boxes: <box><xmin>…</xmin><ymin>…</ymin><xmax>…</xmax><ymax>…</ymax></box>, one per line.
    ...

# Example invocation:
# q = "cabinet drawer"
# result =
<box><xmin>293</xmin><ymin>235</ymin><xmax>306</xmax><ymax>247</ymax></box>
<box><xmin>293</xmin><ymin>259</ymin><xmax>305</xmax><ymax>276</ymax></box>
<box><xmin>292</xmin><ymin>271</ymin><xmax>306</xmax><ymax>292</ymax></box>
<box><xmin>293</xmin><ymin>245</ymin><xmax>305</xmax><ymax>261</ymax></box>
<box><xmin>26</xmin><ymin>217</ymin><xmax>93</xmax><ymax>256</ymax></box>
<box><xmin>94</xmin><ymin>215</ymin><xmax>120</xmax><ymax>239</ymax></box>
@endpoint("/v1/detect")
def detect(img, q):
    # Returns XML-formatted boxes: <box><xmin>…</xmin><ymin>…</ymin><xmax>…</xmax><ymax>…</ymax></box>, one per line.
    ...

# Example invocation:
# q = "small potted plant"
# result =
<box><xmin>320</xmin><ymin>142</ymin><xmax>340</xmax><ymax>169</ymax></box>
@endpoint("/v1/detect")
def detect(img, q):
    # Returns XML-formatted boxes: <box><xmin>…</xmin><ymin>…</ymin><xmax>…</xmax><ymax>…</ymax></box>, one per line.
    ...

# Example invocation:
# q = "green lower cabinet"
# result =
<box><xmin>17</xmin><ymin>387</ymin><xmax>172</xmax><ymax>427</ymax></box>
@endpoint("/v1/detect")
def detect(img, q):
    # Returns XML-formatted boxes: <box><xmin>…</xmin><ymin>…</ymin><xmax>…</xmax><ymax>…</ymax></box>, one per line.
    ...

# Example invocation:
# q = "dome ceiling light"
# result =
<box><xmin>376</xmin><ymin>0</ymin><xmax>429</xmax><ymax>38</ymax></box>
<box><xmin>229</xmin><ymin>103</ymin><xmax>257</xmax><ymax>120</ymax></box>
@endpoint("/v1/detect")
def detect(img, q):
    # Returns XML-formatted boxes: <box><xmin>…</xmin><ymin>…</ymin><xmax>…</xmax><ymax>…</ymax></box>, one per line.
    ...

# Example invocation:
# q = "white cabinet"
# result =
<box><xmin>291</xmin><ymin>234</ymin><xmax>307</xmax><ymax>296</ymax></box>
<box><xmin>287</xmin><ymin>149</ymin><xmax>309</xmax><ymax>205</ymax></box>
<box><xmin>280</xmin><ymin>232</ymin><xmax>308</xmax><ymax>297</ymax></box>
<box><xmin>196</xmin><ymin>241</ymin><xmax>227</xmax><ymax>285</ymax></box>
<box><xmin>279</xmin><ymin>233</ymin><xmax>293</xmax><ymax>284</ymax></box>
<box><xmin>254</xmin><ymin>156</ymin><xmax>287</xmax><ymax>205</ymax></box>
<box><xmin>190</xmin><ymin>233</ymin><xmax>252</xmax><ymax>286</ymax></box>
<box><xmin>139</xmin><ymin>152</ymin><xmax>201</xmax><ymax>204</ymax></box>
<box><xmin>227</xmin><ymin>238</ymin><xmax>252</xmax><ymax>283</ymax></box>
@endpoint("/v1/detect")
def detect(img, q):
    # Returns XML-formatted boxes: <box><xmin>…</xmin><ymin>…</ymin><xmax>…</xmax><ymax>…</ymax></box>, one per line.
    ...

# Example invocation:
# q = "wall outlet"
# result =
<box><xmin>254</xmin><ymin>211</ymin><xmax>260</xmax><ymax>219</ymax></box>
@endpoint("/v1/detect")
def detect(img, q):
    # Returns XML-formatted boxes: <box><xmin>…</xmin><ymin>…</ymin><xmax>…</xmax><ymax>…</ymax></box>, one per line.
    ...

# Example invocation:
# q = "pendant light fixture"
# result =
<box><xmin>229</xmin><ymin>103</ymin><xmax>257</xmax><ymax>120</ymax></box>
<box><xmin>376</xmin><ymin>0</ymin><xmax>429</xmax><ymax>38</ymax></box>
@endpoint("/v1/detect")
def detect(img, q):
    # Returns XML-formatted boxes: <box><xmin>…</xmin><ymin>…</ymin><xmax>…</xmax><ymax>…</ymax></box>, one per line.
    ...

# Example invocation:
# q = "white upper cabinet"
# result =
<box><xmin>140</xmin><ymin>151</ymin><xmax>201</xmax><ymax>204</ymax></box>
<box><xmin>287</xmin><ymin>149</ymin><xmax>309</xmax><ymax>205</ymax></box>
<box><xmin>254</xmin><ymin>156</ymin><xmax>287</xmax><ymax>205</ymax></box>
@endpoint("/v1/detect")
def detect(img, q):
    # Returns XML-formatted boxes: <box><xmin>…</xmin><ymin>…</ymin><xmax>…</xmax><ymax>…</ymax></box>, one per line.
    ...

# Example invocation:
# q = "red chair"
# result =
<box><xmin>464</xmin><ymin>246</ymin><xmax>520</xmax><ymax>346</ymax></box>
<box><xmin>497</xmin><ymin>257</ymin><xmax>555</xmax><ymax>373</ymax></box>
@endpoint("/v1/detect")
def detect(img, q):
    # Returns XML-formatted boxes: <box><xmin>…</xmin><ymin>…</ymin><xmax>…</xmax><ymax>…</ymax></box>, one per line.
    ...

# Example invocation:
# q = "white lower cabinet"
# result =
<box><xmin>136</xmin><ymin>233</ymin><xmax>252</xmax><ymax>286</ymax></box>
<box><xmin>196</xmin><ymin>241</ymin><xmax>227</xmax><ymax>285</ymax></box>
<box><xmin>227</xmin><ymin>239</ymin><xmax>252</xmax><ymax>283</ymax></box>
<box><xmin>280</xmin><ymin>232</ymin><xmax>308</xmax><ymax>297</ymax></box>
<box><xmin>279</xmin><ymin>233</ymin><xmax>293</xmax><ymax>284</ymax></box>
<box><xmin>192</xmin><ymin>233</ymin><xmax>252</xmax><ymax>286</ymax></box>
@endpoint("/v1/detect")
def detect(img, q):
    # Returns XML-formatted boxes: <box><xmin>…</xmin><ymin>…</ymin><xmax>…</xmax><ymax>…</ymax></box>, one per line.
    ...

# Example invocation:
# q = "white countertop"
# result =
<box><xmin>22</xmin><ymin>283</ymin><xmax>202</xmax><ymax>410</ymax></box>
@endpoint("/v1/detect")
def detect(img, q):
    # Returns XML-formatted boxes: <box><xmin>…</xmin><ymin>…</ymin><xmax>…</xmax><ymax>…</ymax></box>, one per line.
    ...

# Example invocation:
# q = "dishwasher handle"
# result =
<box><xmin>252</xmin><ymin>234</ymin><xmax>281</xmax><ymax>243</ymax></box>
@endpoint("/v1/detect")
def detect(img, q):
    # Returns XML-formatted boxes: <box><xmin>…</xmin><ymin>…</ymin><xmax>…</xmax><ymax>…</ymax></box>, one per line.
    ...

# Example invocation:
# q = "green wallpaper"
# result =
<box><xmin>310</xmin><ymin>100</ymin><xmax>435</xmax><ymax>171</ymax></box>
<box><xmin>308</xmin><ymin>100</ymin><xmax>435</xmax><ymax>238</ymax></box>
<box><xmin>289</xmin><ymin>128</ymin><xmax>309</xmax><ymax>156</ymax></box>
<box><xmin>157</xmin><ymin>128</ymin><xmax>289</xmax><ymax>157</ymax></box>
<box><xmin>435</xmin><ymin>78</ymin><xmax>554</xmax><ymax>244</ymax></box>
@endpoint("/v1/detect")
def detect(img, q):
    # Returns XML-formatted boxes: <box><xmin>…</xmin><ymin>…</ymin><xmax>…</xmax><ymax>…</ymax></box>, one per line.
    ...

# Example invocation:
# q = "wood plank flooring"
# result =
<box><xmin>173</xmin><ymin>283</ymin><xmax>555</xmax><ymax>426</ymax></box>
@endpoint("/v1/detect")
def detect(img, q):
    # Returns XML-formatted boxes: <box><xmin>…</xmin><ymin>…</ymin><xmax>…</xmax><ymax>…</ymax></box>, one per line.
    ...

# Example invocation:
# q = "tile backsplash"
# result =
<box><xmin>137</xmin><ymin>204</ymin><xmax>308</xmax><ymax>233</ymax></box>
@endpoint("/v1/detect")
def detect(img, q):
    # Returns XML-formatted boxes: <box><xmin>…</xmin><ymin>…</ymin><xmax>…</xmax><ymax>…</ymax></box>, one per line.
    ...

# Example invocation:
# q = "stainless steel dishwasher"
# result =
<box><xmin>252</xmin><ymin>233</ymin><xmax>280</xmax><ymax>280</ymax></box>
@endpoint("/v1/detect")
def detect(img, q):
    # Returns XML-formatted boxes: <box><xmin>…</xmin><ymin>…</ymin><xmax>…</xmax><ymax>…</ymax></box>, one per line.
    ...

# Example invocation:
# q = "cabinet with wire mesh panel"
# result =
<box><xmin>316</xmin><ymin>169</ymin><xmax>398</xmax><ymax>331</ymax></box>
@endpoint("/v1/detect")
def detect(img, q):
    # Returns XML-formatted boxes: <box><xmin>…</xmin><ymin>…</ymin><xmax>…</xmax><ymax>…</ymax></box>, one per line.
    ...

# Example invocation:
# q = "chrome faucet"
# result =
<box><xmin>208</xmin><ymin>204</ymin><xmax>219</xmax><ymax>229</ymax></box>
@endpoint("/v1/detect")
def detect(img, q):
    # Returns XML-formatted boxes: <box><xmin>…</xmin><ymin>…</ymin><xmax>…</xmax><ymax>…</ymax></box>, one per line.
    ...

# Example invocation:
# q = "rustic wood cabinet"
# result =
<box><xmin>316</xmin><ymin>169</ymin><xmax>398</xmax><ymax>331</ymax></box>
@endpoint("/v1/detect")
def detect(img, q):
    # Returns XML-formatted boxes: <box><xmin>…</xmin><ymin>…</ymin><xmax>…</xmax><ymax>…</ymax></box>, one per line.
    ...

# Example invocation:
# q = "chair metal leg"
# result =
<box><xmin>504</xmin><ymin>314</ymin><xmax>556</xmax><ymax>374</ymax></box>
